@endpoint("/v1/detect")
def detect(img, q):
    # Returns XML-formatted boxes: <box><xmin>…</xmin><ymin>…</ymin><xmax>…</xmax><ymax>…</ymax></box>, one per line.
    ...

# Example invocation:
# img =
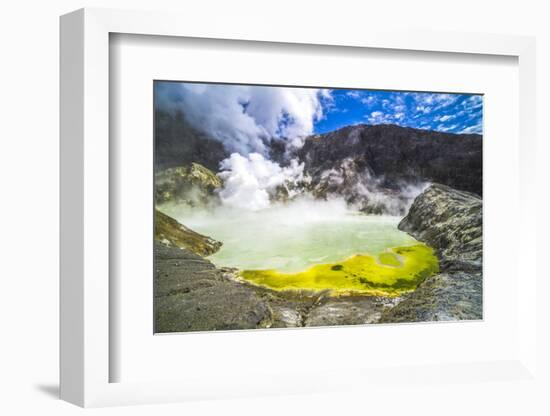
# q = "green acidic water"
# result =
<box><xmin>162</xmin><ymin>200</ymin><xmax>419</xmax><ymax>273</ymax></box>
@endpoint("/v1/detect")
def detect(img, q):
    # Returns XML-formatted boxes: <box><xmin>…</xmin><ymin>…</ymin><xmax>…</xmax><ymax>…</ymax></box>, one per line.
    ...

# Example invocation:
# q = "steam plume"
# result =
<box><xmin>217</xmin><ymin>153</ymin><xmax>304</xmax><ymax>211</ymax></box>
<box><xmin>155</xmin><ymin>82</ymin><xmax>331</xmax><ymax>155</ymax></box>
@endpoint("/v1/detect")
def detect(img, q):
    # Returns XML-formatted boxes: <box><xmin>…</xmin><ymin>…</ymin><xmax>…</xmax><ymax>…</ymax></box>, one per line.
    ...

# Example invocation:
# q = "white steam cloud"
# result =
<box><xmin>217</xmin><ymin>153</ymin><xmax>304</xmax><ymax>211</ymax></box>
<box><xmin>156</xmin><ymin>82</ymin><xmax>331</xmax><ymax>155</ymax></box>
<box><xmin>317</xmin><ymin>158</ymin><xmax>429</xmax><ymax>216</ymax></box>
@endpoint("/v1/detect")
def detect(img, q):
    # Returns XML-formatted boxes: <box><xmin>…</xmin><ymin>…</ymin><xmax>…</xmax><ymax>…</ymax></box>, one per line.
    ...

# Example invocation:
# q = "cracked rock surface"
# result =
<box><xmin>380</xmin><ymin>184</ymin><xmax>482</xmax><ymax>322</ymax></box>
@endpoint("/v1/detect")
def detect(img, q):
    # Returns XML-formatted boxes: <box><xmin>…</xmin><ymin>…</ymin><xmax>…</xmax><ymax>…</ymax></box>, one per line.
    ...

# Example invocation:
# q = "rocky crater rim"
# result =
<box><xmin>380</xmin><ymin>183</ymin><xmax>483</xmax><ymax>322</ymax></box>
<box><xmin>154</xmin><ymin>181</ymin><xmax>482</xmax><ymax>330</ymax></box>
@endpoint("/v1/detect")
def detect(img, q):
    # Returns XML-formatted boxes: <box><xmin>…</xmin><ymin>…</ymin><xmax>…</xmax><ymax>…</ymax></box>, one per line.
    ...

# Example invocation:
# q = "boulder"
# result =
<box><xmin>380</xmin><ymin>184</ymin><xmax>482</xmax><ymax>322</ymax></box>
<box><xmin>154</xmin><ymin>243</ymin><xmax>273</xmax><ymax>332</ymax></box>
<box><xmin>398</xmin><ymin>183</ymin><xmax>482</xmax><ymax>271</ymax></box>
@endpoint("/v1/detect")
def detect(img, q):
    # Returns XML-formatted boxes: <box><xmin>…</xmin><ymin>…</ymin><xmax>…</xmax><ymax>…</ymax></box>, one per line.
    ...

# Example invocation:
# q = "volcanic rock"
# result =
<box><xmin>155</xmin><ymin>210</ymin><xmax>222</xmax><ymax>256</ymax></box>
<box><xmin>380</xmin><ymin>184</ymin><xmax>482</xmax><ymax>322</ymax></box>
<box><xmin>297</xmin><ymin>124</ymin><xmax>482</xmax><ymax>197</ymax></box>
<box><xmin>155</xmin><ymin>162</ymin><xmax>222</xmax><ymax>205</ymax></box>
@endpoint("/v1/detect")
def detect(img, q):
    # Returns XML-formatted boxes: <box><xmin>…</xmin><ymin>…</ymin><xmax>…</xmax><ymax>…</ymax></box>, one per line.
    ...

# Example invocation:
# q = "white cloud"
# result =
<box><xmin>367</xmin><ymin>111</ymin><xmax>394</xmax><ymax>124</ymax></box>
<box><xmin>361</xmin><ymin>96</ymin><xmax>377</xmax><ymax>106</ymax></box>
<box><xmin>418</xmin><ymin>95</ymin><xmax>435</xmax><ymax>105</ymax></box>
<box><xmin>437</xmin><ymin>123</ymin><xmax>459</xmax><ymax>132</ymax></box>
<box><xmin>411</xmin><ymin>93</ymin><xmax>459</xmax><ymax>113</ymax></box>
<box><xmin>460</xmin><ymin>122</ymin><xmax>483</xmax><ymax>134</ymax></box>
<box><xmin>415</xmin><ymin>105</ymin><xmax>432</xmax><ymax>114</ymax></box>
<box><xmin>462</xmin><ymin>95</ymin><xmax>483</xmax><ymax>112</ymax></box>
<box><xmin>346</xmin><ymin>91</ymin><xmax>379</xmax><ymax>107</ymax></box>
<box><xmin>217</xmin><ymin>153</ymin><xmax>304</xmax><ymax>211</ymax></box>
<box><xmin>436</xmin><ymin>114</ymin><xmax>455</xmax><ymax>122</ymax></box>
<box><xmin>156</xmin><ymin>83</ymin><xmax>330</xmax><ymax>155</ymax></box>
<box><xmin>393</xmin><ymin>104</ymin><xmax>406</xmax><ymax>112</ymax></box>
<box><xmin>433</xmin><ymin>94</ymin><xmax>459</xmax><ymax>109</ymax></box>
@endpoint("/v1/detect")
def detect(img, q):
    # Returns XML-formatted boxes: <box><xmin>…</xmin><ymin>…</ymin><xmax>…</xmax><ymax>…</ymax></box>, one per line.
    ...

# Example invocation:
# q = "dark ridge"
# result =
<box><xmin>297</xmin><ymin>124</ymin><xmax>482</xmax><ymax>196</ymax></box>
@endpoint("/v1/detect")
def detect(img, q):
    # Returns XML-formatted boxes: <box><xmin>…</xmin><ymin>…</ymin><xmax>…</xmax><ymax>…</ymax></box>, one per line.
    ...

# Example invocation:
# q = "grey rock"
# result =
<box><xmin>380</xmin><ymin>184</ymin><xmax>483</xmax><ymax>322</ymax></box>
<box><xmin>155</xmin><ymin>243</ymin><xmax>273</xmax><ymax>332</ymax></box>
<box><xmin>155</xmin><ymin>162</ymin><xmax>222</xmax><ymax>206</ymax></box>
<box><xmin>297</xmin><ymin>124</ymin><xmax>482</xmax><ymax>196</ymax></box>
<box><xmin>305</xmin><ymin>297</ymin><xmax>396</xmax><ymax>327</ymax></box>
<box><xmin>398</xmin><ymin>183</ymin><xmax>482</xmax><ymax>272</ymax></box>
<box><xmin>155</xmin><ymin>210</ymin><xmax>222</xmax><ymax>257</ymax></box>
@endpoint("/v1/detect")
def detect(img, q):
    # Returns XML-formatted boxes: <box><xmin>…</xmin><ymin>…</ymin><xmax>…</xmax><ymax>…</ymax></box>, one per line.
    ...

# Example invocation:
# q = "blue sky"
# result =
<box><xmin>314</xmin><ymin>89</ymin><xmax>483</xmax><ymax>135</ymax></box>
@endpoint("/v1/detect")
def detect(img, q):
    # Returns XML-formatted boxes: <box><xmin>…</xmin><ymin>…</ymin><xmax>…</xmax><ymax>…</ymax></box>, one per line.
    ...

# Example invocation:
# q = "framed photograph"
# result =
<box><xmin>60</xmin><ymin>8</ymin><xmax>539</xmax><ymax>408</ymax></box>
<box><xmin>152</xmin><ymin>80</ymin><xmax>482</xmax><ymax>334</ymax></box>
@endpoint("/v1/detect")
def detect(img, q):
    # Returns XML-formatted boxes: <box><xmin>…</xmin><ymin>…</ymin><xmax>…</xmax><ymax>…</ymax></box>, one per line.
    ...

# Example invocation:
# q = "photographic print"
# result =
<box><xmin>154</xmin><ymin>81</ymin><xmax>482</xmax><ymax>333</ymax></box>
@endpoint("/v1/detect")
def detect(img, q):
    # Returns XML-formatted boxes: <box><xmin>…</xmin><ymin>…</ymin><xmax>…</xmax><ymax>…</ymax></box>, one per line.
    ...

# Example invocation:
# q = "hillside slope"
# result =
<box><xmin>297</xmin><ymin>124</ymin><xmax>482</xmax><ymax>196</ymax></box>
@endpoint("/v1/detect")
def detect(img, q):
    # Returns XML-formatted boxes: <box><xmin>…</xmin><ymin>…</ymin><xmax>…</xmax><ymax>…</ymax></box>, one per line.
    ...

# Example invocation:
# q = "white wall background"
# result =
<box><xmin>0</xmin><ymin>0</ymin><xmax>548</xmax><ymax>415</ymax></box>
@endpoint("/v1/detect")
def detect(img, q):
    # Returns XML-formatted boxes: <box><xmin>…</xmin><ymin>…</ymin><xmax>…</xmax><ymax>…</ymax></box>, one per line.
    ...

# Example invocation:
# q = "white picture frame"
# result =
<box><xmin>60</xmin><ymin>7</ymin><xmax>538</xmax><ymax>408</ymax></box>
